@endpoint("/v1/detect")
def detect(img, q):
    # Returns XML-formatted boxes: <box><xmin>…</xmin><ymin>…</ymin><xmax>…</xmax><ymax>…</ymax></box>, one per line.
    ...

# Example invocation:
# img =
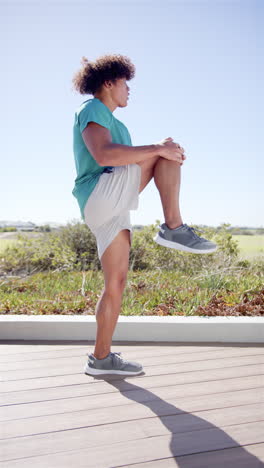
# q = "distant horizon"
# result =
<box><xmin>0</xmin><ymin>219</ymin><xmax>263</xmax><ymax>230</ymax></box>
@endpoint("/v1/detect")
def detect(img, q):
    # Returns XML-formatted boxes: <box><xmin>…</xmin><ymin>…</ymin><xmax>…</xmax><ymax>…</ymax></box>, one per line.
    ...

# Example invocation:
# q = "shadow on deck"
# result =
<box><xmin>1</xmin><ymin>340</ymin><xmax>264</xmax><ymax>467</ymax></box>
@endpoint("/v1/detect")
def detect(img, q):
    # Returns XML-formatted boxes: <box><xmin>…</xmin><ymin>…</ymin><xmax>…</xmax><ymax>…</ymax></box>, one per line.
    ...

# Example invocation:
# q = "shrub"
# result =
<box><xmin>0</xmin><ymin>220</ymin><xmax>245</xmax><ymax>276</ymax></box>
<box><xmin>56</xmin><ymin>221</ymin><xmax>101</xmax><ymax>270</ymax></box>
<box><xmin>0</xmin><ymin>232</ymin><xmax>76</xmax><ymax>275</ymax></box>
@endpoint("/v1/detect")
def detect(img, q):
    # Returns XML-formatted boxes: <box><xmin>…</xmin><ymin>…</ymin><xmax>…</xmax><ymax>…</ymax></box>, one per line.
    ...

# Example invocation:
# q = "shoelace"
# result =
<box><xmin>110</xmin><ymin>351</ymin><xmax>130</xmax><ymax>368</ymax></box>
<box><xmin>184</xmin><ymin>224</ymin><xmax>204</xmax><ymax>239</ymax></box>
<box><xmin>161</xmin><ymin>223</ymin><xmax>204</xmax><ymax>238</ymax></box>
<box><xmin>110</xmin><ymin>352</ymin><xmax>122</xmax><ymax>359</ymax></box>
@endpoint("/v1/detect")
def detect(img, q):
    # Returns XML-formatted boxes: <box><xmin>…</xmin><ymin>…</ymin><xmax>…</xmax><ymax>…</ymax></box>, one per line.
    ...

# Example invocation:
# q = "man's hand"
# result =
<box><xmin>155</xmin><ymin>137</ymin><xmax>186</xmax><ymax>165</ymax></box>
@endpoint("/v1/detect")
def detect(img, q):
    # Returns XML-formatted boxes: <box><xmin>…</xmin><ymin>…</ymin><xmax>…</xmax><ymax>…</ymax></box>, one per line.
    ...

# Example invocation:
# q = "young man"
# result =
<box><xmin>72</xmin><ymin>54</ymin><xmax>217</xmax><ymax>376</ymax></box>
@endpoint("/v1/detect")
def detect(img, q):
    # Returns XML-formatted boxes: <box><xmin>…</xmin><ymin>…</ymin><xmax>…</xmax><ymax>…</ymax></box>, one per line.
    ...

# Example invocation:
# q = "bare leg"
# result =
<box><xmin>137</xmin><ymin>156</ymin><xmax>183</xmax><ymax>229</ymax></box>
<box><xmin>153</xmin><ymin>159</ymin><xmax>183</xmax><ymax>229</ymax></box>
<box><xmin>93</xmin><ymin>229</ymin><xmax>130</xmax><ymax>359</ymax></box>
<box><xmin>93</xmin><ymin>289</ymin><xmax>123</xmax><ymax>359</ymax></box>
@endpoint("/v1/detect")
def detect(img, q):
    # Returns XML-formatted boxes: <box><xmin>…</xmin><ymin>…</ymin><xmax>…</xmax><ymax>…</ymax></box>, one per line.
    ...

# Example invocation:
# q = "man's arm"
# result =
<box><xmin>82</xmin><ymin>122</ymin><xmax>160</xmax><ymax>166</ymax></box>
<box><xmin>101</xmin><ymin>142</ymin><xmax>160</xmax><ymax>166</ymax></box>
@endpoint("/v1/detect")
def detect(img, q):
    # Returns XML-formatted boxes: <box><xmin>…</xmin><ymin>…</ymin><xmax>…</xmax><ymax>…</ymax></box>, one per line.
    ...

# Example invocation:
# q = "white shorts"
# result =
<box><xmin>84</xmin><ymin>164</ymin><xmax>141</xmax><ymax>261</ymax></box>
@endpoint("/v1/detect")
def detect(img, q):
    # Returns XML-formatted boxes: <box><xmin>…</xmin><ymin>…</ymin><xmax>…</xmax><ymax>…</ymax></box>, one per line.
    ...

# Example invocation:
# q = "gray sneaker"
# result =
<box><xmin>84</xmin><ymin>351</ymin><xmax>143</xmax><ymax>376</ymax></box>
<box><xmin>153</xmin><ymin>223</ymin><xmax>218</xmax><ymax>254</ymax></box>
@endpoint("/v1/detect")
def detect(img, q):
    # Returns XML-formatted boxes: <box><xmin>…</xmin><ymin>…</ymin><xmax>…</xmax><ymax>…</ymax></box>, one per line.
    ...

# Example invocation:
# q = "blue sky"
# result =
<box><xmin>1</xmin><ymin>0</ymin><xmax>263</xmax><ymax>227</ymax></box>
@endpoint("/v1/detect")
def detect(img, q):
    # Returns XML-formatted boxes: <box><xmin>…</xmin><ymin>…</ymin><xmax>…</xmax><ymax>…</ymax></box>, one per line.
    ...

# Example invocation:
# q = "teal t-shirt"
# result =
<box><xmin>72</xmin><ymin>97</ymin><xmax>133</xmax><ymax>220</ymax></box>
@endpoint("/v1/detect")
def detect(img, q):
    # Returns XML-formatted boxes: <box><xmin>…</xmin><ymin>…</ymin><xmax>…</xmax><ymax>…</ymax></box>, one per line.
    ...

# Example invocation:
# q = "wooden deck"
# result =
<box><xmin>0</xmin><ymin>340</ymin><xmax>264</xmax><ymax>467</ymax></box>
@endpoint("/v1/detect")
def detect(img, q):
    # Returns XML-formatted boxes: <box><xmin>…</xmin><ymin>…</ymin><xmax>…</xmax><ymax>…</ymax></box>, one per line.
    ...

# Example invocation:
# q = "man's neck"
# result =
<box><xmin>94</xmin><ymin>95</ymin><xmax>116</xmax><ymax>113</ymax></box>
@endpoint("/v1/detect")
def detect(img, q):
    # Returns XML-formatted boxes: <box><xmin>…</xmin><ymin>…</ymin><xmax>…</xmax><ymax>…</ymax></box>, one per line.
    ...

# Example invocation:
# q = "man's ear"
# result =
<box><xmin>104</xmin><ymin>80</ymin><xmax>112</xmax><ymax>89</ymax></box>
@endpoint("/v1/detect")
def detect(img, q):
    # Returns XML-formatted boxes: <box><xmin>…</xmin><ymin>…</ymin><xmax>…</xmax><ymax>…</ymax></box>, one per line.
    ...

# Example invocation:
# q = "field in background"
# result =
<box><xmin>0</xmin><ymin>239</ymin><xmax>18</xmax><ymax>252</ymax></box>
<box><xmin>232</xmin><ymin>235</ymin><xmax>264</xmax><ymax>258</ymax></box>
<box><xmin>0</xmin><ymin>231</ymin><xmax>43</xmax><ymax>253</ymax></box>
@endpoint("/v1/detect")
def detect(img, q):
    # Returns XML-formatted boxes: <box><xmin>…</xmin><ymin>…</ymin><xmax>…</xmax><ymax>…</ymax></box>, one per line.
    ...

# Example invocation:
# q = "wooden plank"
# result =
<box><xmin>0</xmin><ymin>403</ymin><xmax>263</xmax><ymax>461</ymax></box>
<box><xmin>1</xmin><ymin>386</ymin><xmax>263</xmax><ymax>438</ymax></box>
<box><xmin>0</xmin><ymin>345</ymin><xmax>225</xmax><ymax>363</ymax></box>
<box><xmin>0</xmin><ymin>343</ymin><xmax>249</xmax><ymax>361</ymax></box>
<box><xmin>1</xmin><ymin>421</ymin><xmax>264</xmax><ymax>467</ymax></box>
<box><xmin>0</xmin><ymin>344</ymin><xmax>89</xmax><ymax>354</ymax></box>
<box><xmin>1</xmin><ymin>356</ymin><xmax>263</xmax><ymax>392</ymax></box>
<box><xmin>2</xmin><ymin>383</ymin><xmax>263</xmax><ymax>423</ymax></box>
<box><xmin>119</xmin><ymin>443</ymin><xmax>264</xmax><ymax>468</ymax></box>
<box><xmin>1</xmin><ymin>339</ymin><xmax>263</xmax><ymax>348</ymax></box>
<box><xmin>1</xmin><ymin>376</ymin><xmax>264</xmax><ymax>417</ymax></box>
<box><xmin>1</xmin><ymin>346</ymin><xmax>264</xmax><ymax>371</ymax></box>
<box><xmin>0</xmin><ymin>342</ymin><xmax>229</xmax><ymax>355</ymax></box>
<box><xmin>2</xmin><ymin>351</ymin><xmax>264</xmax><ymax>381</ymax></box>
<box><xmin>0</xmin><ymin>341</ymin><xmax>262</xmax><ymax>358</ymax></box>
<box><xmin>1</xmin><ymin>356</ymin><xmax>264</xmax><ymax>402</ymax></box>
<box><xmin>1</xmin><ymin>369</ymin><xmax>263</xmax><ymax>407</ymax></box>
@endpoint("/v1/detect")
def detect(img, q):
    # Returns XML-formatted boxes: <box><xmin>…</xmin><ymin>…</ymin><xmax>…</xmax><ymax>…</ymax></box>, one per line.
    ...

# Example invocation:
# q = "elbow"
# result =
<box><xmin>92</xmin><ymin>150</ymin><xmax>105</xmax><ymax>166</ymax></box>
<box><xmin>96</xmin><ymin>153</ymin><xmax>106</xmax><ymax>166</ymax></box>
<box><xmin>97</xmin><ymin>144</ymin><xmax>112</xmax><ymax>166</ymax></box>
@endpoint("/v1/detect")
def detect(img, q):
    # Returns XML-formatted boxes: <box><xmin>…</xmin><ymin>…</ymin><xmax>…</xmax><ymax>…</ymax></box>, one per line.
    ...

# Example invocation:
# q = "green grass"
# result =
<box><xmin>0</xmin><ymin>266</ymin><xmax>263</xmax><ymax>316</ymax></box>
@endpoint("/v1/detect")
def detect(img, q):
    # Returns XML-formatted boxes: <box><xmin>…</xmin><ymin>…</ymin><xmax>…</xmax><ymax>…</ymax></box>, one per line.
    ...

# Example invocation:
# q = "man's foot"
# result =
<box><xmin>84</xmin><ymin>351</ymin><xmax>143</xmax><ymax>376</ymax></box>
<box><xmin>153</xmin><ymin>223</ymin><xmax>218</xmax><ymax>254</ymax></box>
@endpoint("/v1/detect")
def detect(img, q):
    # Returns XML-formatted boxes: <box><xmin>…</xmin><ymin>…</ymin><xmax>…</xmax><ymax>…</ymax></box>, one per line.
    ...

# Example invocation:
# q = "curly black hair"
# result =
<box><xmin>72</xmin><ymin>54</ymin><xmax>136</xmax><ymax>95</ymax></box>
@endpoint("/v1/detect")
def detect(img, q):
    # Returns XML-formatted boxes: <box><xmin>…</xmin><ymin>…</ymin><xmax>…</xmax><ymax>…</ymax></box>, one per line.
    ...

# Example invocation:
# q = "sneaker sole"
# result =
<box><xmin>153</xmin><ymin>234</ymin><xmax>218</xmax><ymax>254</ymax></box>
<box><xmin>84</xmin><ymin>364</ymin><xmax>143</xmax><ymax>376</ymax></box>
